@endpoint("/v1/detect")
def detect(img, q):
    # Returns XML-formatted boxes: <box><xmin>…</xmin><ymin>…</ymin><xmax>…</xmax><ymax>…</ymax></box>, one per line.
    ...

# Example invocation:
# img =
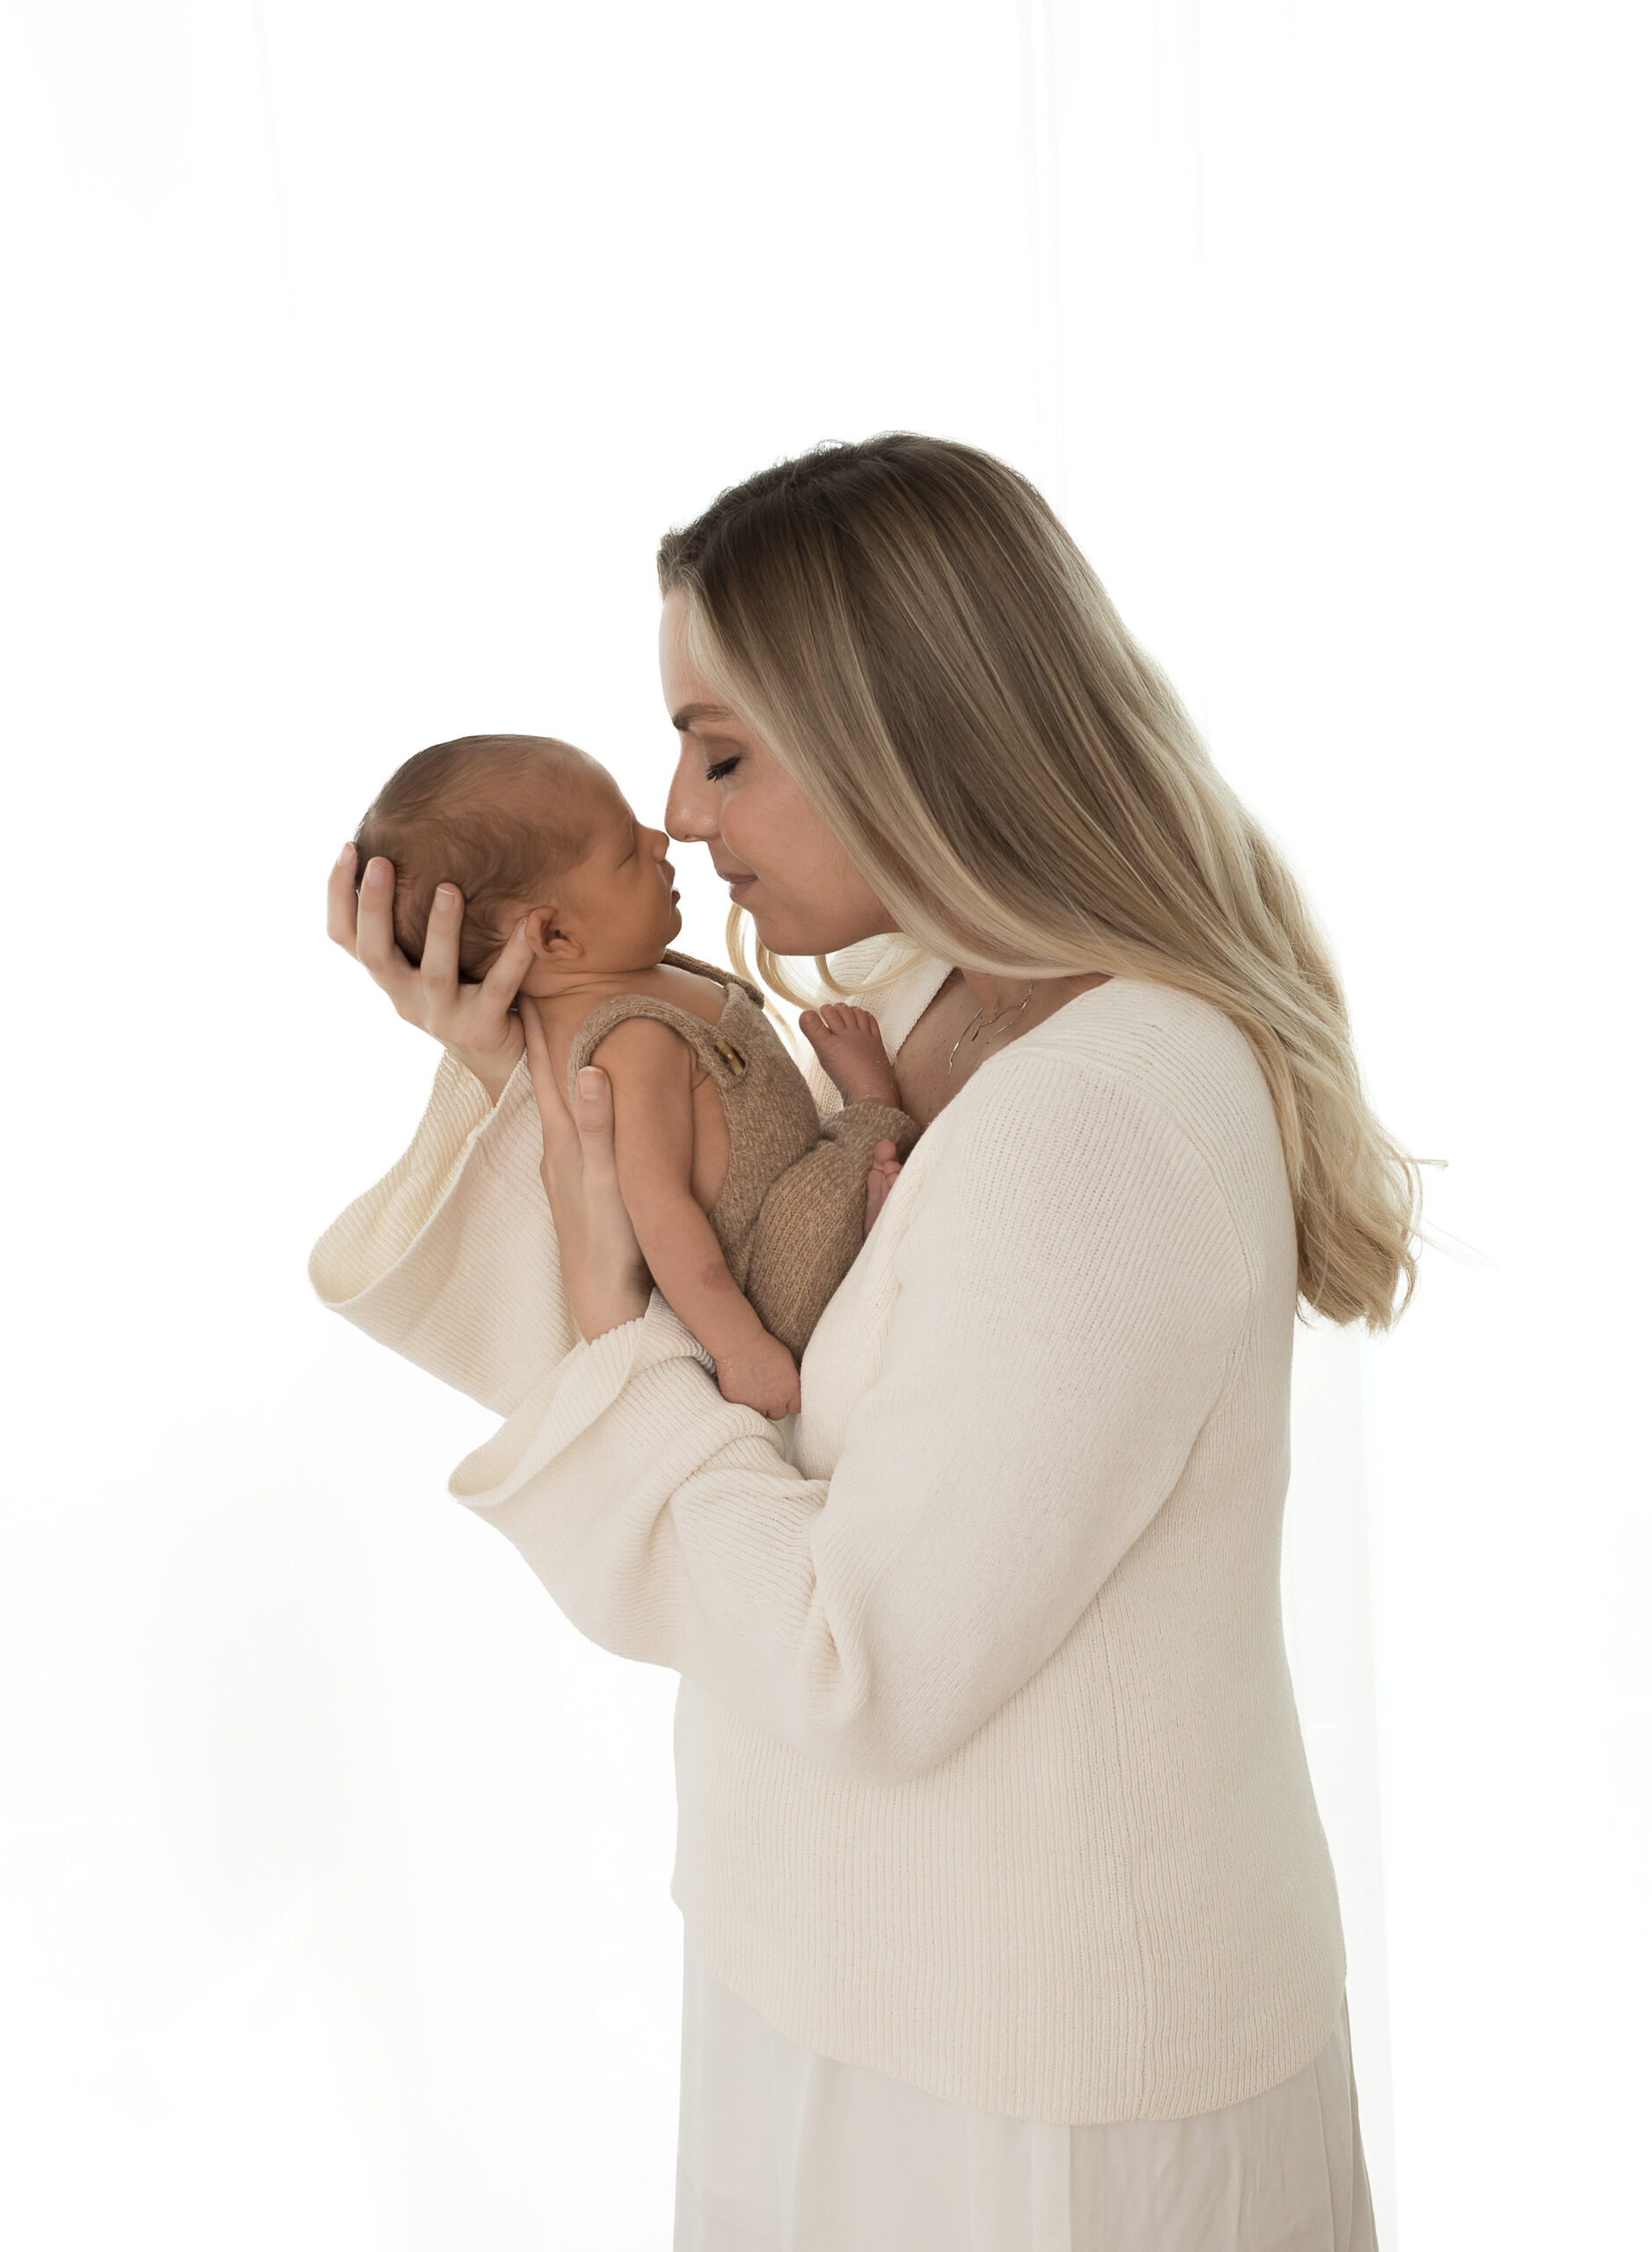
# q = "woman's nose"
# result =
<box><xmin>663</xmin><ymin>753</ymin><xmax>720</xmax><ymax>845</ymax></box>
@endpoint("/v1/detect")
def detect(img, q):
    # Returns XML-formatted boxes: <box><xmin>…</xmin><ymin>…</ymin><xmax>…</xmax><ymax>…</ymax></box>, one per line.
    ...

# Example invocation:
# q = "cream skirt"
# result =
<box><xmin>675</xmin><ymin>1939</ymin><xmax>1377</xmax><ymax>2252</ymax></box>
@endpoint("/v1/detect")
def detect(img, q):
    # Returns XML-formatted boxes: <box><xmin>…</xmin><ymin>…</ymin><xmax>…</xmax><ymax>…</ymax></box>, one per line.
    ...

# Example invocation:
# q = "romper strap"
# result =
<box><xmin>565</xmin><ymin>965</ymin><xmax>763</xmax><ymax>1107</ymax></box>
<box><xmin>657</xmin><ymin>947</ymin><xmax>768</xmax><ymax>1010</ymax></box>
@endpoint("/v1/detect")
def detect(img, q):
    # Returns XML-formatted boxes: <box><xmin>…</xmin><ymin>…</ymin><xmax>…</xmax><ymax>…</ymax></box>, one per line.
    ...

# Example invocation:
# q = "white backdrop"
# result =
<box><xmin>3</xmin><ymin>4</ymin><xmax>1647</xmax><ymax>2248</ymax></box>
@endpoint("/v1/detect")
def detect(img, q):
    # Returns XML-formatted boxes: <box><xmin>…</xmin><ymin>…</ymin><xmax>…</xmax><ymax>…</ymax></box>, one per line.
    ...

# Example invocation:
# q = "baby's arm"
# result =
<box><xmin>591</xmin><ymin>1018</ymin><xmax>801</xmax><ymax>1419</ymax></box>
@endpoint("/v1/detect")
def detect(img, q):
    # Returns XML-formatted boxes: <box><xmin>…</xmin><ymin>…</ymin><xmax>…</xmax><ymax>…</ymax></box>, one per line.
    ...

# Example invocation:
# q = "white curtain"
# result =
<box><xmin>4</xmin><ymin>5</ymin><xmax>1645</xmax><ymax>2248</ymax></box>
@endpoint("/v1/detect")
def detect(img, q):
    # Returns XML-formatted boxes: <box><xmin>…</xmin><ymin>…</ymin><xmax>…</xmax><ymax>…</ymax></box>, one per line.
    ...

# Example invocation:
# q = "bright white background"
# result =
<box><xmin>2</xmin><ymin>4</ymin><xmax>1647</xmax><ymax>2247</ymax></box>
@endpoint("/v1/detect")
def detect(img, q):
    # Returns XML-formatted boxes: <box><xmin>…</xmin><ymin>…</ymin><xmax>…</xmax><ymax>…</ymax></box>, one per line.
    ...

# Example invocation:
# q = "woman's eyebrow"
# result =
<box><xmin>669</xmin><ymin>701</ymin><xmax>735</xmax><ymax>731</ymax></box>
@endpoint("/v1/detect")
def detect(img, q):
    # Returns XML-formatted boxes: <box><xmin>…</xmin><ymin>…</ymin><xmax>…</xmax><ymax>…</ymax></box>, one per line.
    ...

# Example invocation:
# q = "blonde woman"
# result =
<box><xmin>315</xmin><ymin>435</ymin><xmax>1414</xmax><ymax>2249</ymax></box>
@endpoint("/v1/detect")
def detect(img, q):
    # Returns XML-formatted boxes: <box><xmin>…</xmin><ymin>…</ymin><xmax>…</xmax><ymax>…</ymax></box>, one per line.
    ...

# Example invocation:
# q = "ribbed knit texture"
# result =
<box><xmin>309</xmin><ymin>948</ymin><xmax>1347</xmax><ymax>2124</ymax></box>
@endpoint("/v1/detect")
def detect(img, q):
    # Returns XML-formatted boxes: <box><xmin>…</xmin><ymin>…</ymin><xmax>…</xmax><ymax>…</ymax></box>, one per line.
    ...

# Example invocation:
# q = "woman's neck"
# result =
<box><xmin>960</xmin><ymin>969</ymin><xmax>1108</xmax><ymax>1027</ymax></box>
<box><xmin>888</xmin><ymin>967</ymin><xmax>1110</xmax><ymax>1132</ymax></box>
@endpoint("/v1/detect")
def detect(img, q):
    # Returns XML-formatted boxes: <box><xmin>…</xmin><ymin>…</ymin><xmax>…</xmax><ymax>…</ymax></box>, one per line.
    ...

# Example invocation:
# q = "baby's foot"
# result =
<box><xmin>800</xmin><ymin>1004</ymin><xmax>902</xmax><ymax>1108</ymax></box>
<box><xmin>864</xmin><ymin>1139</ymin><xmax>903</xmax><ymax>1239</ymax></box>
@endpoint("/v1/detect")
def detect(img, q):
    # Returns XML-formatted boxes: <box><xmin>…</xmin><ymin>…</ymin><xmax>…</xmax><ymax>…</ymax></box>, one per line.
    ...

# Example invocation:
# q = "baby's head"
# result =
<box><xmin>355</xmin><ymin>734</ymin><xmax>680</xmax><ymax>983</ymax></box>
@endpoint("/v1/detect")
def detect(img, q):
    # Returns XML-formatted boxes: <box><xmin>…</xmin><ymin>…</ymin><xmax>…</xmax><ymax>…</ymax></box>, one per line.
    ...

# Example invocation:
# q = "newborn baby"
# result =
<box><xmin>354</xmin><ymin>733</ymin><xmax>919</xmax><ymax>1417</ymax></box>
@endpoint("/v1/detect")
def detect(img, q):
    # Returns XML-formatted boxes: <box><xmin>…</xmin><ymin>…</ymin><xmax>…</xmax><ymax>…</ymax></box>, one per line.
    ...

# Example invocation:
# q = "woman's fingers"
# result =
<box><xmin>520</xmin><ymin>999</ymin><xmax>592</xmax><ymax>1184</ymax></box>
<box><xmin>519</xmin><ymin>1013</ymin><xmax>647</xmax><ymax>1338</ymax></box>
<box><xmin>351</xmin><ymin>855</ymin><xmax>421</xmax><ymax>1013</ymax></box>
<box><xmin>419</xmin><ymin>881</ymin><xmax>463</xmax><ymax>1006</ymax></box>
<box><xmin>325</xmin><ymin>841</ymin><xmax>420</xmax><ymax>1014</ymax></box>
<box><xmin>326</xmin><ymin>842</ymin><xmax>361</xmax><ymax>952</ymax></box>
<box><xmin>518</xmin><ymin>995</ymin><xmax>571</xmax><ymax>1146</ymax></box>
<box><xmin>326</xmin><ymin>845</ymin><xmax>524</xmax><ymax>1099</ymax></box>
<box><xmin>571</xmin><ymin>1066</ymin><xmax>622</xmax><ymax>1184</ymax></box>
<box><xmin>476</xmin><ymin>916</ymin><xmax>537</xmax><ymax>1020</ymax></box>
<box><xmin>351</xmin><ymin>855</ymin><xmax>395</xmax><ymax>966</ymax></box>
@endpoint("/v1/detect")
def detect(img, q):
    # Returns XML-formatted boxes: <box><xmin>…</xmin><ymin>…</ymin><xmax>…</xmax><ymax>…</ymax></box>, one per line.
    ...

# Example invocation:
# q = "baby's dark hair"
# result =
<box><xmin>355</xmin><ymin>734</ymin><xmax>595</xmax><ymax>980</ymax></box>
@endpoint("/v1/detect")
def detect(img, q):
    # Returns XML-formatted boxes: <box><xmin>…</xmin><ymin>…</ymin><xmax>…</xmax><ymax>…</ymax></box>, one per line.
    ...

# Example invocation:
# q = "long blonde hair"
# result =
<box><xmin>658</xmin><ymin>434</ymin><xmax>1422</xmax><ymax>1328</ymax></box>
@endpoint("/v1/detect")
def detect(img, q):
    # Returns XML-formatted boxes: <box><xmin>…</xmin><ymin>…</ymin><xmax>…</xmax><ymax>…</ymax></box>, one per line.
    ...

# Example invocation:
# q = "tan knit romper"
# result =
<box><xmin>566</xmin><ymin>948</ymin><xmax>919</xmax><ymax>1361</ymax></box>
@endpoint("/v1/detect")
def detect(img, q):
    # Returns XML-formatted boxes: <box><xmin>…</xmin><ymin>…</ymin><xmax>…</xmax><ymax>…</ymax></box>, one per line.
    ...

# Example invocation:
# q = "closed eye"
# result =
<box><xmin>705</xmin><ymin>757</ymin><xmax>740</xmax><ymax>781</ymax></box>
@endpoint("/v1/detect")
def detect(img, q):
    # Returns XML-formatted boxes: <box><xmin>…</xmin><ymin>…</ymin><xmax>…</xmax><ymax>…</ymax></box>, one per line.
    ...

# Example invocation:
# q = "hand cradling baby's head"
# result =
<box><xmin>355</xmin><ymin>734</ymin><xmax>603</xmax><ymax>979</ymax></box>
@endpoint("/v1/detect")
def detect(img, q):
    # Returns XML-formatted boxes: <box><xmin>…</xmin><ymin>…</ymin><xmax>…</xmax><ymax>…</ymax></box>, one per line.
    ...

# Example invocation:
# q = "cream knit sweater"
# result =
<box><xmin>308</xmin><ymin>938</ymin><xmax>1347</xmax><ymax>2125</ymax></box>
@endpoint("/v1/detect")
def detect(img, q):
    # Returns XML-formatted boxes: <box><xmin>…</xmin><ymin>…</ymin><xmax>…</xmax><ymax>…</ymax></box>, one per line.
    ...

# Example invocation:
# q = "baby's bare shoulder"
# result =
<box><xmin>586</xmin><ymin>1013</ymin><xmax>696</xmax><ymax>1084</ymax></box>
<box><xmin>646</xmin><ymin>961</ymin><xmax>730</xmax><ymax>1017</ymax></box>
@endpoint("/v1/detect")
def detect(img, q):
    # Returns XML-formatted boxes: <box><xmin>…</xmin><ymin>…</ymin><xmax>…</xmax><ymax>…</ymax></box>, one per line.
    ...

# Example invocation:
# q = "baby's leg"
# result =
<box><xmin>740</xmin><ymin>1101</ymin><xmax>917</xmax><ymax>1360</ymax></box>
<box><xmin>800</xmin><ymin>1005</ymin><xmax>902</xmax><ymax>1108</ymax></box>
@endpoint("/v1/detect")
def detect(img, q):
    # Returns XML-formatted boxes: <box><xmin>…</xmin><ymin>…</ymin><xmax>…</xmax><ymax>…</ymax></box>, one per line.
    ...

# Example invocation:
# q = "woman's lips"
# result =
<box><xmin>726</xmin><ymin>874</ymin><xmax>755</xmax><ymax>896</ymax></box>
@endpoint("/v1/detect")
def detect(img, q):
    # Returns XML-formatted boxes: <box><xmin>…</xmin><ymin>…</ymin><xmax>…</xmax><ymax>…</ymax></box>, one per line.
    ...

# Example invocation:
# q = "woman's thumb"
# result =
<box><xmin>574</xmin><ymin>1066</ymin><xmax>610</xmax><ymax>1118</ymax></box>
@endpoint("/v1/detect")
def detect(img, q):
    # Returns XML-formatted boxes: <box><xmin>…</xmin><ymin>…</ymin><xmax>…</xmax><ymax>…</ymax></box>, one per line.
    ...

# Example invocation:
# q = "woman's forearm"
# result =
<box><xmin>450</xmin><ymin>1054</ymin><xmax>1252</xmax><ymax>1786</ymax></box>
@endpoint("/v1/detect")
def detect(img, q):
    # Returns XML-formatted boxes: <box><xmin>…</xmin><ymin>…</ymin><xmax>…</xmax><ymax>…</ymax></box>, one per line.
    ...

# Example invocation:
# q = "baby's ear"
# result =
<box><xmin>523</xmin><ymin>903</ymin><xmax>577</xmax><ymax>960</ymax></box>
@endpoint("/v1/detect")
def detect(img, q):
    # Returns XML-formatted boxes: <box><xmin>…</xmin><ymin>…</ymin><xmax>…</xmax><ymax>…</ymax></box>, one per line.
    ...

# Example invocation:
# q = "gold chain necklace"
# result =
<box><xmin>946</xmin><ymin>981</ymin><xmax>1036</xmax><ymax>1077</ymax></box>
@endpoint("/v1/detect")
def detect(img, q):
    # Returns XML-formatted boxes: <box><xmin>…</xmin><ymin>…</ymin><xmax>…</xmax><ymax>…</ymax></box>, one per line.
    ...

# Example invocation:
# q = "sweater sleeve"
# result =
<box><xmin>307</xmin><ymin>1047</ymin><xmax>576</xmax><ymax>1416</ymax></box>
<box><xmin>447</xmin><ymin>1050</ymin><xmax>1255</xmax><ymax>1785</ymax></box>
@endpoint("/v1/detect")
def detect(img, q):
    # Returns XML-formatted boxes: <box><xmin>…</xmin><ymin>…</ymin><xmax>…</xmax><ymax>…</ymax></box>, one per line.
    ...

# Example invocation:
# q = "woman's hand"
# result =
<box><xmin>326</xmin><ymin>842</ymin><xmax>537</xmax><ymax>1105</ymax></box>
<box><xmin>519</xmin><ymin>1001</ymin><xmax>653</xmax><ymax>1344</ymax></box>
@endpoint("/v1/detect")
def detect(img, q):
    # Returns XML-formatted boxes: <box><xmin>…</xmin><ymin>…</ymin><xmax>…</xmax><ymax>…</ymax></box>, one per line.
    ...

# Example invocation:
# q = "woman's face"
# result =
<box><xmin>659</xmin><ymin>588</ymin><xmax>895</xmax><ymax>957</ymax></box>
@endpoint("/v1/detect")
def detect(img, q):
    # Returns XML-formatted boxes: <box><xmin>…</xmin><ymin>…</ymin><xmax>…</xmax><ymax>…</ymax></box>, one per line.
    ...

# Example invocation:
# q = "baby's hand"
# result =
<box><xmin>799</xmin><ymin>1004</ymin><xmax>903</xmax><ymax>1108</ymax></box>
<box><xmin>715</xmin><ymin>1330</ymin><xmax>803</xmax><ymax>1420</ymax></box>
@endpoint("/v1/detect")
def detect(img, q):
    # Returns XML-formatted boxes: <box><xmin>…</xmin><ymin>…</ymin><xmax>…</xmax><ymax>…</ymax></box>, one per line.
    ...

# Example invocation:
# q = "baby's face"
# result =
<box><xmin>545</xmin><ymin>765</ymin><xmax>682</xmax><ymax>972</ymax></box>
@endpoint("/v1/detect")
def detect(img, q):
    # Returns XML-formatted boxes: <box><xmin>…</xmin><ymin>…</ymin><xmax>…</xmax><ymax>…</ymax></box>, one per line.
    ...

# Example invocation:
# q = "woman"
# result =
<box><xmin>314</xmin><ymin>434</ymin><xmax>1414</xmax><ymax>2249</ymax></box>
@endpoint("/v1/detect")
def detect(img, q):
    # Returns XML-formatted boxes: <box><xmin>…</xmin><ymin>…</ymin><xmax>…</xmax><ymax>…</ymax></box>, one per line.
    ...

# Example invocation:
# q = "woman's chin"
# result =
<box><xmin>747</xmin><ymin>919</ymin><xmax>806</xmax><ymax>958</ymax></box>
<box><xmin>745</xmin><ymin>910</ymin><xmax>832</xmax><ymax>958</ymax></box>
